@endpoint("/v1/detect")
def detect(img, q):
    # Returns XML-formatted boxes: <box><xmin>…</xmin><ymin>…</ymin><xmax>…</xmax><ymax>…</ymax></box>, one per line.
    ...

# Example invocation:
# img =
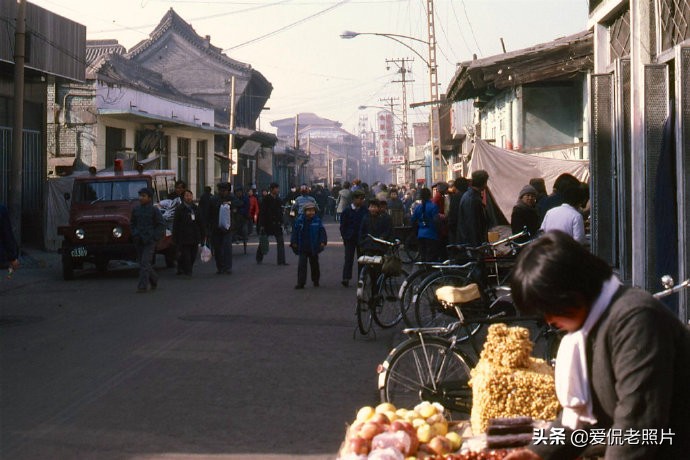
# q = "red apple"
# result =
<box><xmin>427</xmin><ymin>435</ymin><xmax>452</xmax><ymax>455</ymax></box>
<box><xmin>347</xmin><ymin>435</ymin><xmax>370</xmax><ymax>455</ymax></box>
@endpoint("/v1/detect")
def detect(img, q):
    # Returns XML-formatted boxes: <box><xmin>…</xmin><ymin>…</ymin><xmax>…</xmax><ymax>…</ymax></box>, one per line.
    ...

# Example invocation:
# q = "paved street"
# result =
<box><xmin>0</xmin><ymin>221</ymin><xmax>401</xmax><ymax>460</ymax></box>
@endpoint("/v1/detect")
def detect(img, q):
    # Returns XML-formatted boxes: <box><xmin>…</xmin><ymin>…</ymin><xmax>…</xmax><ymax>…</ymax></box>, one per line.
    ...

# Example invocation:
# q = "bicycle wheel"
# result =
<box><xmin>379</xmin><ymin>336</ymin><xmax>473</xmax><ymax>415</ymax></box>
<box><xmin>413</xmin><ymin>270</ymin><xmax>475</xmax><ymax>328</ymax></box>
<box><xmin>372</xmin><ymin>268</ymin><xmax>410</xmax><ymax>328</ymax></box>
<box><xmin>399</xmin><ymin>267</ymin><xmax>434</xmax><ymax>327</ymax></box>
<box><xmin>356</xmin><ymin>265</ymin><xmax>374</xmax><ymax>335</ymax></box>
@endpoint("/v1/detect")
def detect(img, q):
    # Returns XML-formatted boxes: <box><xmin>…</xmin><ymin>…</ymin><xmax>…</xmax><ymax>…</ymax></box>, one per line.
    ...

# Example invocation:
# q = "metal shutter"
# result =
<box><xmin>615</xmin><ymin>59</ymin><xmax>633</xmax><ymax>283</ymax></box>
<box><xmin>590</xmin><ymin>73</ymin><xmax>615</xmax><ymax>266</ymax></box>
<box><xmin>643</xmin><ymin>65</ymin><xmax>670</xmax><ymax>291</ymax></box>
<box><xmin>677</xmin><ymin>47</ymin><xmax>690</xmax><ymax>323</ymax></box>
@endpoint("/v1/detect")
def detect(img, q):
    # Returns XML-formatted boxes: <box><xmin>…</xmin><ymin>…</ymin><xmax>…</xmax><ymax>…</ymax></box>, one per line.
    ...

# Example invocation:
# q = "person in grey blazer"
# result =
<box><xmin>505</xmin><ymin>230</ymin><xmax>690</xmax><ymax>460</ymax></box>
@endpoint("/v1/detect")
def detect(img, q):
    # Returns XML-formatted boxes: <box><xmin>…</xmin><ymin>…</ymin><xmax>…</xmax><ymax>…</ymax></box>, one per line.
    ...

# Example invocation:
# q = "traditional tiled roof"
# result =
<box><xmin>447</xmin><ymin>30</ymin><xmax>593</xmax><ymax>101</ymax></box>
<box><xmin>86</xmin><ymin>39</ymin><xmax>126</xmax><ymax>65</ymax></box>
<box><xmin>88</xmin><ymin>52</ymin><xmax>212</xmax><ymax>108</ymax></box>
<box><xmin>127</xmin><ymin>8</ymin><xmax>250</xmax><ymax>73</ymax></box>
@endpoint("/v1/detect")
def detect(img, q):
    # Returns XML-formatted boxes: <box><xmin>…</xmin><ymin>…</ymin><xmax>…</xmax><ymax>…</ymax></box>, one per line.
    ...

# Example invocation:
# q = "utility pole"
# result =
<box><xmin>387</xmin><ymin>57</ymin><xmax>413</xmax><ymax>185</ymax></box>
<box><xmin>426</xmin><ymin>0</ymin><xmax>439</xmax><ymax>184</ymax></box>
<box><xmin>10</xmin><ymin>0</ymin><xmax>26</xmax><ymax>245</ymax></box>
<box><xmin>228</xmin><ymin>75</ymin><xmax>236</xmax><ymax>184</ymax></box>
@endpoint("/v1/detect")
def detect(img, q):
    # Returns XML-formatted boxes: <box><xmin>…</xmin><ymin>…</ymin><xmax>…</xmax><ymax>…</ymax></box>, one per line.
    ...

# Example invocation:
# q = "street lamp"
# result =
<box><xmin>342</xmin><ymin>29</ymin><xmax>438</xmax><ymax>186</ymax></box>
<box><xmin>340</xmin><ymin>31</ymin><xmax>430</xmax><ymax>67</ymax></box>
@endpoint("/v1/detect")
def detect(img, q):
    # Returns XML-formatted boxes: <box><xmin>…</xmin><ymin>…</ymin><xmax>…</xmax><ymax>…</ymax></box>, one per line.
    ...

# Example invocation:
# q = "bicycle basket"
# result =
<box><xmin>435</xmin><ymin>284</ymin><xmax>481</xmax><ymax>307</ymax></box>
<box><xmin>381</xmin><ymin>255</ymin><xmax>402</xmax><ymax>276</ymax></box>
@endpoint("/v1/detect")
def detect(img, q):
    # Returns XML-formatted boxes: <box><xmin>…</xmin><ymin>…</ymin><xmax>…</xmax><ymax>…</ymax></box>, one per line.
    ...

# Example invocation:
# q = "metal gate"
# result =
<box><xmin>0</xmin><ymin>127</ymin><xmax>44</xmax><ymax>244</ymax></box>
<box><xmin>676</xmin><ymin>47</ymin><xmax>690</xmax><ymax>322</ymax></box>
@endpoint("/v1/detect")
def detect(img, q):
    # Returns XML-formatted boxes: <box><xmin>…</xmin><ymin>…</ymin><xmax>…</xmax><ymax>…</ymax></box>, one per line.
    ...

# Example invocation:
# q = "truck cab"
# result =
<box><xmin>58</xmin><ymin>167</ymin><xmax>177</xmax><ymax>280</ymax></box>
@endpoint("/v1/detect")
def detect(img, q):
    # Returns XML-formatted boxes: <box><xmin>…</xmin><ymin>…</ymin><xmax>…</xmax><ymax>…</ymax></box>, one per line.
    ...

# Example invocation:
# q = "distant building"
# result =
<box><xmin>271</xmin><ymin>113</ymin><xmax>361</xmax><ymax>187</ymax></box>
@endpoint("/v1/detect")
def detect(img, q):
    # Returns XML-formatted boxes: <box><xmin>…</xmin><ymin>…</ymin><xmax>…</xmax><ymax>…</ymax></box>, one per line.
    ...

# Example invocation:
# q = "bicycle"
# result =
<box><xmin>355</xmin><ymin>235</ymin><xmax>410</xmax><ymax>336</ymax></box>
<box><xmin>377</xmin><ymin>290</ymin><xmax>561</xmax><ymax>416</ymax></box>
<box><xmin>392</xmin><ymin>225</ymin><xmax>420</xmax><ymax>264</ymax></box>
<box><xmin>410</xmin><ymin>230</ymin><xmax>530</xmax><ymax>332</ymax></box>
<box><xmin>282</xmin><ymin>201</ymin><xmax>295</xmax><ymax>235</ymax></box>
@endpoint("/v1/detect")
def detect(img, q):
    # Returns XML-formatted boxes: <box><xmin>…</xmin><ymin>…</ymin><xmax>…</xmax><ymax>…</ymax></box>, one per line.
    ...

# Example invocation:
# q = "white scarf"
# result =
<box><xmin>554</xmin><ymin>275</ymin><xmax>621</xmax><ymax>430</ymax></box>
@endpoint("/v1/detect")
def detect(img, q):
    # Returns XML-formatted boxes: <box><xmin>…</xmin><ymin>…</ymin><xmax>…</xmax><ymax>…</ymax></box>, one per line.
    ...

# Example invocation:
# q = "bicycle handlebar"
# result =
<box><xmin>653</xmin><ymin>278</ymin><xmax>690</xmax><ymax>299</ymax></box>
<box><xmin>366</xmin><ymin>234</ymin><xmax>401</xmax><ymax>247</ymax></box>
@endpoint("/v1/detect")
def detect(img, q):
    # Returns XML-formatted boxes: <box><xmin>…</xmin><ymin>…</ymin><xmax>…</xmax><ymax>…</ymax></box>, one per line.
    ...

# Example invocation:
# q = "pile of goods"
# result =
<box><xmin>338</xmin><ymin>402</ymin><xmax>463</xmax><ymax>459</ymax></box>
<box><xmin>469</xmin><ymin>324</ymin><xmax>560</xmax><ymax>434</ymax></box>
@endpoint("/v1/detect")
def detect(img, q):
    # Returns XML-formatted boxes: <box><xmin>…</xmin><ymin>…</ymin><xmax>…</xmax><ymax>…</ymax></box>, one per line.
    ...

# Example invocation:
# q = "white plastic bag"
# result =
<box><xmin>218</xmin><ymin>203</ymin><xmax>231</xmax><ymax>230</ymax></box>
<box><xmin>200</xmin><ymin>244</ymin><xmax>212</xmax><ymax>263</ymax></box>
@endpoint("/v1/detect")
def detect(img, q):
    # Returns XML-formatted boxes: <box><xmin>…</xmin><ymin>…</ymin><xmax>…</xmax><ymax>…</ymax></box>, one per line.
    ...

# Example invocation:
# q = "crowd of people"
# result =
<box><xmin>128</xmin><ymin>171</ymin><xmax>594</xmax><ymax>292</ymax></box>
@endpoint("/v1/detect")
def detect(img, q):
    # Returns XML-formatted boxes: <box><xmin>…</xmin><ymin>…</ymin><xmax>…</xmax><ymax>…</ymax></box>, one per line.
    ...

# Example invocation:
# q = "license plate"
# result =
<box><xmin>71</xmin><ymin>246</ymin><xmax>87</xmax><ymax>257</ymax></box>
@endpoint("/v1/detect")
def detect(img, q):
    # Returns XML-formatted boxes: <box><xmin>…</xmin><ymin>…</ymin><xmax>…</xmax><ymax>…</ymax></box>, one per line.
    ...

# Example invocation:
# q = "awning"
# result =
<box><xmin>98</xmin><ymin>109</ymin><xmax>234</xmax><ymax>134</ymax></box>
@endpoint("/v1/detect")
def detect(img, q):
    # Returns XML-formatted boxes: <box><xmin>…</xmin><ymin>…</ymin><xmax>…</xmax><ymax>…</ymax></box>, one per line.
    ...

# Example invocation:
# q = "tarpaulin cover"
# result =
<box><xmin>45</xmin><ymin>175</ymin><xmax>85</xmax><ymax>251</ymax></box>
<box><xmin>466</xmin><ymin>139</ymin><xmax>590</xmax><ymax>222</ymax></box>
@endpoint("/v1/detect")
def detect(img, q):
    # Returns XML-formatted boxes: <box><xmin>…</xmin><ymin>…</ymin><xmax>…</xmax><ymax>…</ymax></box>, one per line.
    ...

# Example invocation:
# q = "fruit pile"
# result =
<box><xmin>338</xmin><ymin>401</ymin><xmax>464</xmax><ymax>459</ymax></box>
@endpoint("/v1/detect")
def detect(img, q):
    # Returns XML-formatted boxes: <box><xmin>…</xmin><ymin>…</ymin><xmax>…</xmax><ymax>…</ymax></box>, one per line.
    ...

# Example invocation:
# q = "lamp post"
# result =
<box><xmin>342</xmin><ymin>29</ymin><xmax>438</xmax><ymax>185</ymax></box>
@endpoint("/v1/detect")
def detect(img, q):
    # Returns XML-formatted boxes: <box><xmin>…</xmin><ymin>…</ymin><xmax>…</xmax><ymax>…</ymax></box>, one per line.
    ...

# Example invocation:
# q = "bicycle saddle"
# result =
<box><xmin>435</xmin><ymin>284</ymin><xmax>481</xmax><ymax>305</ymax></box>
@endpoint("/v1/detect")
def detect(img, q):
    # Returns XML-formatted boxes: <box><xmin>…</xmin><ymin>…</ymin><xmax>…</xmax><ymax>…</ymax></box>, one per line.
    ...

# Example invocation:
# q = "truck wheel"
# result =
<box><xmin>62</xmin><ymin>254</ymin><xmax>75</xmax><ymax>280</ymax></box>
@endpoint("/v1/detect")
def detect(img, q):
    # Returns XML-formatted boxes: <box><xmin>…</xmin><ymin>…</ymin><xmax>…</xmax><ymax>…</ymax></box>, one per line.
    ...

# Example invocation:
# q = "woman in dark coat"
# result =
<box><xmin>173</xmin><ymin>190</ymin><xmax>205</xmax><ymax>276</ymax></box>
<box><xmin>511</xmin><ymin>185</ymin><xmax>540</xmax><ymax>241</ymax></box>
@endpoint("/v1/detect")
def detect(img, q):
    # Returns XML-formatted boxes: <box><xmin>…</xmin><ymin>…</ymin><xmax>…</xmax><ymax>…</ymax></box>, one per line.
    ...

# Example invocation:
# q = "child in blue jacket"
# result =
<box><xmin>290</xmin><ymin>202</ymin><xmax>327</xmax><ymax>289</ymax></box>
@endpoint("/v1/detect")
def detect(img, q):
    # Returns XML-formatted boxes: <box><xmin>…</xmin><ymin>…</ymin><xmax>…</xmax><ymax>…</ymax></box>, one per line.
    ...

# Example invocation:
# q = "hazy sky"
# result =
<box><xmin>29</xmin><ymin>0</ymin><xmax>588</xmax><ymax>134</ymax></box>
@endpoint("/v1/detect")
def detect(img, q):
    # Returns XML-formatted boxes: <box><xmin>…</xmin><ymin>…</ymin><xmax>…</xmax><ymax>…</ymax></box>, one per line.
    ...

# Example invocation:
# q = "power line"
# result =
<box><xmin>449</xmin><ymin>0</ymin><xmax>474</xmax><ymax>57</ymax></box>
<box><xmin>460</xmin><ymin>0</ymin><xmax>483</xmax><ymax>56</ymax></box>
<box><xmin>225</xmin><ymin>0</ymin><xmax>351</xmax><ymax>51</ymax></box>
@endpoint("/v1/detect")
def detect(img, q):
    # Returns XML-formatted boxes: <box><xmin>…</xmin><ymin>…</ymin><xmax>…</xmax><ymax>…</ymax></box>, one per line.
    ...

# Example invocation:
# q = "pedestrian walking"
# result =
<box><xmin>131</xmin><ymin>187</ymin><xmax>165</xmax><ymax>292</ymax></box>
<box><xmin>339</xmin><ymin>189</ymin><xmax>367</xmax><ymax>287</ymax></box>
<box><xmin>447</xmin><ymin>177</ymin><xmax>468</xmax><ymax>244</ymax></box>
<box><xmin>336</xmin><ymin>181</ymin><xmax>352</xmax><ymax>222</ymax></box>
<box><xmin>173</xmin><ymin>190</ymin><xmax>205</xmax><ymax>277</ymax></box>
<box><xmin>458</xmin><ymin>170</ymin><xmax>490</xmax><ymax>247</ymax></box>
<box><xmin>511</xmin><ymin>185</ymin><xmax>540</xmax><ymax>241</ymax></box>
<box><xmin>290</xmin><ymin>203</ymin><xmax>327</xmax><ymax>289</ymax></box>
<box><xmin>292</xmin><ymin>185</ymin><xmax>318</xmax><ymax>216</ymax></box>
<box><xmin>359</xmin><ymin>199</ymin><xmax>393</xmax><ymax>255</ymax></box>
<box><xmin>209</xmin><ymin>183</ymin><xmax>234</xmax><ymax>275</ymax></box>
<box><xmin>540</xmin><ymin>184</ymin><xmax>586</xmax><ymax>244</ymax></box>
<box><xmin>248</xmin><ymin>188</ymin><xmax>260</xmax><ymax>235</ymax></box>
<box><xmin>0</xmin><ymin>204</ymin><xmax>19</xmax><ymax>272</ymax></box>
<box><xmin>257</xmin><ymin>182</ymin><xmax>288</xmax><ymax>266</ymax></box>
<box><xmin>411</xmin><ymin>187</ymin><xmax>440</xmax><ymax>262</ymax></box>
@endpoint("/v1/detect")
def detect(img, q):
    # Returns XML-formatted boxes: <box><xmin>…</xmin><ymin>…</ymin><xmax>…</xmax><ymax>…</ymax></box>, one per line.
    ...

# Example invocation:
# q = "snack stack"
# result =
<box><xmin>469</xmin><ymin>324</ymin><xmax>559</xmax><ymax>434</ymax></box>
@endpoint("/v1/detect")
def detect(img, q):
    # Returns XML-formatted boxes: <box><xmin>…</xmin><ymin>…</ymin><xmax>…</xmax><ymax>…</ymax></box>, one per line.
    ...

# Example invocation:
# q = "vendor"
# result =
<box><xmin>505</xmin><ymin>230</ymin><xmax>690</xmax><ymax>460</ymax></box>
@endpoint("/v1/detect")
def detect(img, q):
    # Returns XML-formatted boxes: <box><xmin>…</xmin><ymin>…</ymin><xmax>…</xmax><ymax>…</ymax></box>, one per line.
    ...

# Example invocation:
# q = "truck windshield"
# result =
<box><xmin>74</xmin><ymin>180</ymin><xmax>148</xmax><ymax>202</ymax></box>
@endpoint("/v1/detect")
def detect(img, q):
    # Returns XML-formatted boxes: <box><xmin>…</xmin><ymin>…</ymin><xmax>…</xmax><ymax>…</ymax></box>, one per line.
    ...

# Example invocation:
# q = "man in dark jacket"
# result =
<box><xmin>359</xmin><ymin>199</ymin><xmax>393</xmax><ymax>255</ymax></box>
<box><xmin>290</xmin><ymin>203</ymin><xmax>327</xmax><ymax>289</ymax></box>
<box><xmin>506</xmin><ymin>231</ymin><xmax>690</xmax><ymax>460</ymax></box>
<box><xmin>458</xmin><ymin>170</ymin><xmax>489</xmax><ymax>247</ymax></box>
<box><xmin>339</xmin><ymin>189</ymin><xmax>367</xmax><ymax>287</ymax></box>
<box><xmin>208</xmin><ymin>183</ymin><xmax>233</xmax><ymax>274</ymax></box>
<box><xmin>173</xmin><ymin>190</ymin><xmax>205</xmax><ymax>276</ymax></box>
<box><xmin>447</xmin><ymin>177</ymin><xmax>468</xmax><ymax>244</ymax></box>
<box><xmin>131</xmin><ymin>187</ymin><xmax>165</xmax><ymax>292</ymax></box>
<box><xmin>258</xmin><ymin>183</ymin><xmax>287</xmax><ymax>265</ymax></box>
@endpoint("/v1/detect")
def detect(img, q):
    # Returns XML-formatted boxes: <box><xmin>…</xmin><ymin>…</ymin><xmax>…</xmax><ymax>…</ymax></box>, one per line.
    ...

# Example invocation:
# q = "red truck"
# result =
<box><xmin>58</xmin><ymin>167</ymin><xmax>178</xmax><ymax>280</ymax></box>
